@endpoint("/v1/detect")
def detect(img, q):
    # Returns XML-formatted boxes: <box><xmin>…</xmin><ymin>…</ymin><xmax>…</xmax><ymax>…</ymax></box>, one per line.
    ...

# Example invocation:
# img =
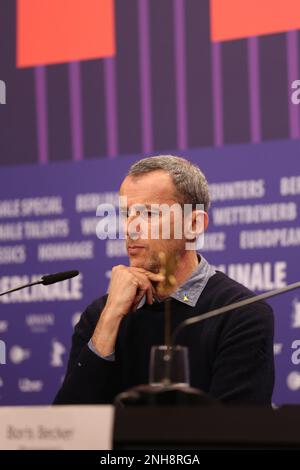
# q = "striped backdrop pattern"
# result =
<box><xmin>0</xmin><ymin>0</ymin><xmax>299</xmax><ymax>166</ymax></box>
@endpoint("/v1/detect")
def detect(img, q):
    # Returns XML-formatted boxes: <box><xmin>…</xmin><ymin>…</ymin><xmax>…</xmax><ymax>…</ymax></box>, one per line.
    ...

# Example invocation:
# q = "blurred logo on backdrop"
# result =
<box><xmin>291</xmin><ymin>298</ymin><xmax>300</xmax><ymax>328</ymax></box>
<box><xmin>9</xmin><ymin>345</ymin><xmax>31</xmax><ymax>364</ymax></box>
<box><xmin>26</xmin><ymin>313</ymin><xmax>55</xmax><ymax>334</ymax></box>
<box><xmin>287</xmin><ymin>371</ymin><xmax>300</xmax><ymax>391</ymax></box>
<box><xmin>50</xmin><ymin>339</ymin><xmax>66</xmax><ymax>367</ymax></box>
<box><xmin>0</xmin><ymin>321</ymin><xmax>8</xmax><ymax>333</ymax></box>
<box><xmin>18</xmin><ymin>378</ymin><xmax>43</xmax><ymax>393</ymax></box>
<box><xmin>274</xmin><ymin>343</ymin><xmax>283</xmax><ymax>355</ymax></box>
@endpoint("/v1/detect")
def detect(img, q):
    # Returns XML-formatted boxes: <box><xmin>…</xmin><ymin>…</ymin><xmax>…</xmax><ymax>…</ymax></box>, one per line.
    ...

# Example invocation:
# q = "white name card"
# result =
<box><xmin>0</xmin><ymin>405</ymin><xmax>114</xmax><ymax>450</ymax></box>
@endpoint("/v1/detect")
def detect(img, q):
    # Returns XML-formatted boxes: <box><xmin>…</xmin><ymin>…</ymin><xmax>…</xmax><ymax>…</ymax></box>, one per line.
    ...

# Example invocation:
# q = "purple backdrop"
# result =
<box><xmin>0</xmin><ymin>140</ymin><xmax>300</xmax><ymax>405</ymax></box>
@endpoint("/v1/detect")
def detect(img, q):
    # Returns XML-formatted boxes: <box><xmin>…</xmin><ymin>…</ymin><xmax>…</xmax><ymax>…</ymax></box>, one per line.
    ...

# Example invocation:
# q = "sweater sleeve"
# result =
<box><xmin>209</xmin><ymin>301</ymin><xmax>275</xmax><ymax>405</ymax></box>
<box><xmin>53</xmin><ymin>297</ymin><xmax>121</xmax><ymax>405</ymax></box>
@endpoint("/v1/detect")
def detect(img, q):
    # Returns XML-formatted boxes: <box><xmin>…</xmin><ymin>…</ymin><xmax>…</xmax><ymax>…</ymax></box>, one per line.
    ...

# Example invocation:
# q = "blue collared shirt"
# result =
<box><xmin>88</xmin><ymin>254</ymin><xmax>215</xmax><ymax>360</ymax></box>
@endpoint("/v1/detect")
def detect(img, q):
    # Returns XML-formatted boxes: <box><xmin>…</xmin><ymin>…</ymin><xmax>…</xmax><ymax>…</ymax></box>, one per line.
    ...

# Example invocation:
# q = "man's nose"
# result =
<box><xmin>125</xmin><ymin>215</ymin><xmax>142</xmax><ymax>240</ymax></box>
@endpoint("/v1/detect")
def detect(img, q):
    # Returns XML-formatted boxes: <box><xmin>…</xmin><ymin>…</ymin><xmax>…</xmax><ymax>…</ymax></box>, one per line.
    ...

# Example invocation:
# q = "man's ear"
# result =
<box><xmin>185</xmin><ymin>210</ymin><xmax>208</xmax><ymax>240</ymax></box>
<box><xmin>194</xmin><ymin>210</ymin><xmax>209</xmax><ymax>234</ymax></box>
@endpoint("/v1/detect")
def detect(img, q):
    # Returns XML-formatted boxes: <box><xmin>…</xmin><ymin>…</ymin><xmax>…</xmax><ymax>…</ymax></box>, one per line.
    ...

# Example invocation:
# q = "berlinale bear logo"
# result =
<box><xmin>50</xmin><ymin>339</ymin><xmax>66</xmax><ymax>367</ymax></box>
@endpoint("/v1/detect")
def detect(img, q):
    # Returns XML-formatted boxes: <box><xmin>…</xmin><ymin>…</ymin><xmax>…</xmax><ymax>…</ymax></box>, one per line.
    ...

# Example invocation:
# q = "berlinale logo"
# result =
<box><xmin>0</xmin><ymin>80</ymin><xmax>6</xmax><ymax>105</ymax></box>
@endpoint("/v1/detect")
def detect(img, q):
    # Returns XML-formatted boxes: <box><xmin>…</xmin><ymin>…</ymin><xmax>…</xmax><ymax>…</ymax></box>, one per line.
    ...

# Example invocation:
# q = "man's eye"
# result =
<box><xmin>141</xmin><ymin>210</ymin><xmax>153</xmax><ymax>218</ymax></box>
<box><xmin>146</xmin><ymin>210</ymin><xmax>160</xmax><ymax>218</ymax></box>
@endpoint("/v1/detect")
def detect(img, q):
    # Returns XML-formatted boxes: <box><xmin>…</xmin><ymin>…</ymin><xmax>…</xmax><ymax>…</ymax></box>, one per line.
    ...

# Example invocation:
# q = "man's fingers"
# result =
<box><xmin>135</xmin><ymin>279</ymin><xmax>153</xmax><ymax>306</ymax></box>
<box><xmin>132</xmin><ymin>289</ymin><xmax>147</xmax><ymax>311</ymax></box>
<box><xmin>128</xmin><ymin>267</ymin><xmax>165</xmax><ymax>282</ymax></box>
<box><xmin>142</xmin><ymin>271</ymin><xmax>165</xmax><ymax>282</ymax></box>
<box><xmin>145</xmin><ymin>286</ymin><xmax>153</xmax><ymax>305</ymax></box>
<box><xmin>109</xmin><ymin>266</ymin><xmax>162</xmax><ymax>311</ymax></box>
<box><xmin>132</xmin><ymin>279</ymin><xmax>154</xmax><ymax>309</ymax></box>
<box><xmin>127</xmin><ymin>269</ymin><xmax>160</xmax><ymax>307</ymax></box>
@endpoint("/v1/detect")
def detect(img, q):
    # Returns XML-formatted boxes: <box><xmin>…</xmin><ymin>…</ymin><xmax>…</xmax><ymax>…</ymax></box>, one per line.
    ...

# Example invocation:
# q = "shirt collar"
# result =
<box><xmin>137</xmin><ymin>253</ymin><xmax>215</xmax><ymax>309</ymax></box>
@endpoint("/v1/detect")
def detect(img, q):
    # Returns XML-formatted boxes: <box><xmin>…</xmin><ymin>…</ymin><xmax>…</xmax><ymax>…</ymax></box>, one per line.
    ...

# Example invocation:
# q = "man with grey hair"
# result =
<box><xmin>54</xmin><ymin>155</ymin><xmax>274</xmax><ymax>405</ymax></box>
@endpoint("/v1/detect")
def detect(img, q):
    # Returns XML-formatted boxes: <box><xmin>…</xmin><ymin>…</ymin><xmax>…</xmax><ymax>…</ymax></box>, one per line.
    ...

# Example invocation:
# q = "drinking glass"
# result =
<box><xmin>149</xmin><ymin>345</ymin><xmax>190</xmax><ymax>387</ymax></box>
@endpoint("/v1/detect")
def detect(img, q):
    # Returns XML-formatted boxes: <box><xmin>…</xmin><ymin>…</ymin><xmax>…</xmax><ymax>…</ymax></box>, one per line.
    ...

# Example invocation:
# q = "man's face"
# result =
<box><xmin>119</xmin><ymin>171</ymin><xmax>186</xmax><ymax>272</ymax></box>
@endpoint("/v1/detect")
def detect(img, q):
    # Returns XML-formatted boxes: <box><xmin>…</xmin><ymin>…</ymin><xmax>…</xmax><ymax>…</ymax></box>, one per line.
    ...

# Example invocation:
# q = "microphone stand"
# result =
<box><xmin>0</xmin><ymin>280</ymin><xmax>44</xmax><ymax>297</ymax></box>
<box><xmin>0</xmin><ymin>270</ymin><xmax>79</xmax><ymax>297</ymax></box>
<box><xmin>172</xmin><ymin>280</ymin><xmax>300</xmax><ymax>344</ymax></box>
<box><xmin>163</xmin><ymin>298</ymin><xmax>172</xmax><ymax>386</ymax></box>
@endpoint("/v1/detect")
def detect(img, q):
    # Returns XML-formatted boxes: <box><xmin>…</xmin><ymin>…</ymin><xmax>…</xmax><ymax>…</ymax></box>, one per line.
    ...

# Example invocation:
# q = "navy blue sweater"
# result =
<box><xmin>53</xmin><ymin>271</ymin><xmax>274</xmax><ymax>405</ymax></box>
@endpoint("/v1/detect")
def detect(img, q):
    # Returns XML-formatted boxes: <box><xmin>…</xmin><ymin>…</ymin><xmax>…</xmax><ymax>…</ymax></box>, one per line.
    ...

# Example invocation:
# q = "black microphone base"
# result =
<box><xmin>114</xmin><ymin>383</ymin><xmax>218</xmax><ymax>407</ymax></box>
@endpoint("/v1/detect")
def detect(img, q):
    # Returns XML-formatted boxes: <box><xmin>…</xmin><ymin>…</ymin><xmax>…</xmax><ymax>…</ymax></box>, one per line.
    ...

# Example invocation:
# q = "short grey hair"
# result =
<box><xmin>127</xmin><ymin>155</ymin><xmax>210</xmax><ymax>212</ymax></box>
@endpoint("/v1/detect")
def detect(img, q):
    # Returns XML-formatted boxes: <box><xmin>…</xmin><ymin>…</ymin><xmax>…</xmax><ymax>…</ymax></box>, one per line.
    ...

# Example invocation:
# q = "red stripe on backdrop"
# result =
<box><xmin>211</xmin><ymin>0</ymin><xmax>300</xmax><ymax>41</ymax></box>
<box><xmin>17</xmin><ymin>0</ymin><xmax>116</xmax><ymax>67</ymax></box>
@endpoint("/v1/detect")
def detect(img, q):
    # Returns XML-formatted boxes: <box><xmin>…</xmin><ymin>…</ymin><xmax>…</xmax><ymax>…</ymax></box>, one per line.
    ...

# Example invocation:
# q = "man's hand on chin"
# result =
<box><xmin>90</xmin><ymin>265</ymin><xmax>164</xmax><ymax>357</ymax></box>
